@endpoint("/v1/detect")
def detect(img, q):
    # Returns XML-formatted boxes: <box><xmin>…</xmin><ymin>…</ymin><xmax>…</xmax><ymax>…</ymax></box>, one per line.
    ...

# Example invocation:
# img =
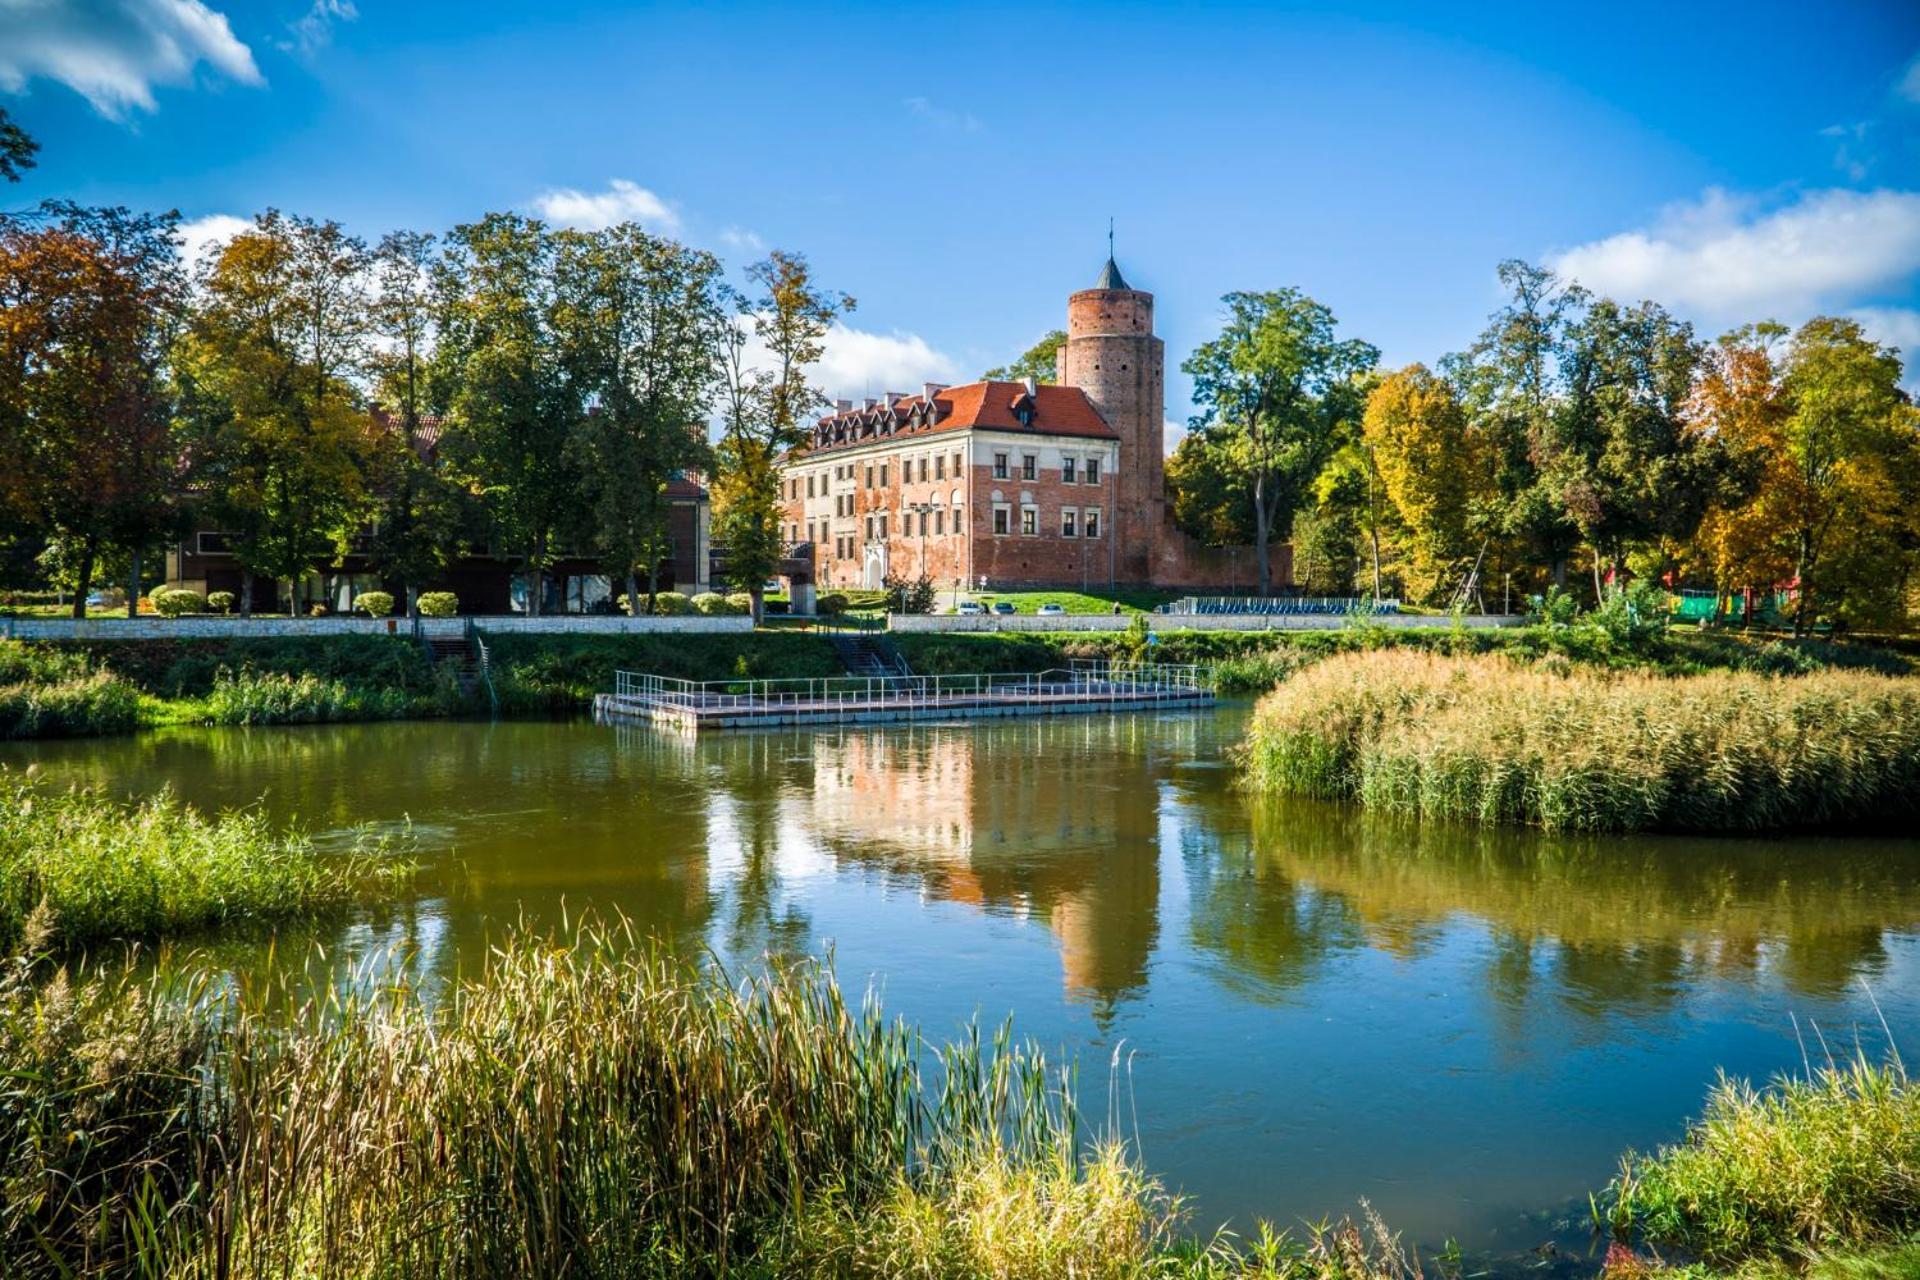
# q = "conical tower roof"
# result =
<box><xmin>1095</xmin><ymin>255</ymin><xmax>1130</xmax><ymax>291</ymax></box>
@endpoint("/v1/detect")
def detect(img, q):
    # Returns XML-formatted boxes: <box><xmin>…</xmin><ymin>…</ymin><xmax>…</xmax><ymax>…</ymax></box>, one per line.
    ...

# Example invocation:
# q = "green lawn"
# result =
<box><xmin>959</xmin><ymin>587</ymin><xmax>1185</xmax><ymax>615</ymax></box>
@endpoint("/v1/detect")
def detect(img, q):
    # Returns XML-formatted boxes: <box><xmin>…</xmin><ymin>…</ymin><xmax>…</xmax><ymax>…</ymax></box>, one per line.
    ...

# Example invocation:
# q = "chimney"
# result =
<box><xmin>922</xmin><ymin>382</ymin><xmax>947</xmax><ymax>401</ymax></box>
<box><xmin>834</xmin><ymin>398</ymin><xmax>852</xmax><ymax>414</ymax></box>
<box><xmin>1023</xmin><ymin>375</ymin><xmax>1038</xmax><ymax>396</ymax></box>
<box><xmin>863</xmin><ymin>397</ymin><xmax>878</xmax><ymax>410</ymax></box>
<box><xmin>882</xmin><ymin>391</ymin><xmax>900</xmax><ymax>408</ymax></box>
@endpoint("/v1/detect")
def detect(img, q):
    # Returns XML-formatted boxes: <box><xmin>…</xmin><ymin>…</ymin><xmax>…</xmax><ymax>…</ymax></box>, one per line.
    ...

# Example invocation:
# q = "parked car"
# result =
<box><xmin>956</xmin><ymin>601</ymin><xmax>985</xmax><ymax>615</ymax></box>
<box><xmin>991</xmin><ymin>601</ymin><xmax>1016</xmax><ymax>616</ymax></box>
<box><xmin>1036</xmin><ymin>603</ymin><xmax>1065</xmax><ymax>617</ymax></box>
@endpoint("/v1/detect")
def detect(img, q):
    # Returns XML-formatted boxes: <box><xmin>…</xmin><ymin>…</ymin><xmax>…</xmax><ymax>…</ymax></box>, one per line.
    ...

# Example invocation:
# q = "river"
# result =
<box><xmin>5</xmin><ymin>707</ymin><xmax>1917</xmax><ymax>1257</ymax></box>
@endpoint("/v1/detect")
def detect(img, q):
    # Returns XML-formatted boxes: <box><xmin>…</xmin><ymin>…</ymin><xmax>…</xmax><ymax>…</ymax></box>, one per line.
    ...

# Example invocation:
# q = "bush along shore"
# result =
<box><xmin>0</xmin><ymin>768</ymin><xmax>412</xmax><ymax>954</ymax></box>
<box><xmin>1240</xmin><ymin>650</ymin><xmax>1920</xmax><ymax>834</ymax></box>
<box><xmin>2</xmin><ymin>623</ymin><xmax>1913</xmax><ymax>740</ymax></box>
<box><xmin>1</xmin><ymin>916</ymin><xmax>1914</xmax><ymax>1280</ymax></box>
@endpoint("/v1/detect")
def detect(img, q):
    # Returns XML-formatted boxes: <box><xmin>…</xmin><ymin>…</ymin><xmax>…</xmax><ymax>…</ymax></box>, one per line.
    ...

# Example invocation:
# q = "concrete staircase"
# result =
<box><xmin>425</xmin><ymin>635</ymin><xmax>478</xmax><ymax>694</ymax></box>
<box><xmin>831</xmin><ymin>634</ymin><xmax>912</xmax><ymax>679</ymax></box>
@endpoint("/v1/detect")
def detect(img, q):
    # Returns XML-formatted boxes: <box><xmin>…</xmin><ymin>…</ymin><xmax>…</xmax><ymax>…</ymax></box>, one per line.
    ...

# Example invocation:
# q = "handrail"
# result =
<box><xmin>607</xmin><ymin>659</ymin><xmax>1213</xmax><ymax>714</ymax></box>
<box><xmin>473</xmin><ymin>629</ymin><xmax>499</xmax><ymax>718</ymax></box>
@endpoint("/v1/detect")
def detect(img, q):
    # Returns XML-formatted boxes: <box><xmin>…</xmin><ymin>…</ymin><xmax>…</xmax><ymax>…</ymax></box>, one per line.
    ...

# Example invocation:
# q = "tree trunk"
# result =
<box><xmin>1591</xmin><ymin>551</ymin><xmax>1604</xmax><ymax>606</ymax></box>
<box><xmin>126</xmin><ymin>549</ymin><xmax>141</xmax><ymax>619</ymax></box>
<box><xmin>289</xmin><ymin>578</ymin><xmax>300</xmax><ymax>619</ymax></box>
<box><xmin>1369</xmin><ymin>527</ymin><xmax>1381</xmax><ymax>603</ymax></box>
<box><xmin>750</xmin><ymin>585</ymin><xmax>764</xmax><ymax>626</ymax></box>
<box><xmin>1551</xmin><ymin>557</ymin><xmax>1567</xmax><ymax>590</ymax></box>
<box><xmin>627</xmin><ymin>570</ymin><xmax>641</xmax><ymax>617</ymax></box>
<box><xmin>1252</xmin><ymin>474</ymin><xmax>1271</xmax><ymax>597</ymax></box>
<box><xmin>241</xmin><ymin>566</ymin><xmax>254</xmax><ymax>619</ymax></box>
<box><xmin>70</xmin><ymin>536</ymin><xmax>96</xmax><ymax>620</ymax></box>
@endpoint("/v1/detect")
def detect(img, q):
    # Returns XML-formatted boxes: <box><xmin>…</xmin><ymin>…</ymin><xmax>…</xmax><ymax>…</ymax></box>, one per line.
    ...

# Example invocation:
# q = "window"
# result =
<box><xmin>953</xmin><ymin>451</ymin><xmax>963</xmax><ymax>476</ymax></box>
<box><xmin>935</xmin><ymin>454</ymin><xmax>945</xmax><ymax>480</ymax></box>
<box><xmin>952</xmin><ymin>506</ymin><xmax>964</xmax><ymax>536</ymax></box>
<box><xmin>879</xmin><ymin>463</ymin><xmax>889</xmax><ymax>487</ymax></box>
<box><xmin>904</xmin><ymin>511</ymin><xmax>914</xmax><ymax>537</ymax></box>
<box><xmin>865</xmin><ymin>515</ymin><xmax>874</xmax><ymax>539</ymax></box>
<box><xmin>878</xmin><ymin>515</ymin><xmax>888</xmax><ymax>540</ymax></box>
<box><xmin>864</xmin><ymin>464</ymin><xmax>873</xmax><ymax>489</ymax></box>
<box><xmin>1020</xmin><ymin>505</ymin><xmax>1038</xmax><ymax>536</ymax></box>
<box><xmin>1021</xmin><ymin>454</ymin><xmax>1037</xmax><ymax>481</ymax></box>
<box><xmin>917</xmin><ymin>457</ymin><xmax>927</xmax><ymax>483</ymax></box>
<box><xmin>934</xmin><ymin>509</ymin><xmax>944</xmax><ymax>535</ymax></box>
<box><xmin>1085</xmin><ymin>458</ymin><xmax>1102</xmax><ymax>486</ymax></box>
<box><xmin>1062</xmin><ymin>457</ymin><xmax>1077</xmax><ymax>484</ymax></box>
<box><xmin>1062</xmin><ymin>509</ymin><xmax>1078</xmax><ymax>538</ymax></box>
<box><xmin>992</xmin><ymin>452</ymin><xmax>1009</xmax><ymax>479</ymax></box>
<box><xmin>1084</xmin><ymin>508</ymin><xmax>1101</xmax><ymax>538</ymax></box>
<box><xmin>807</xmin><ymin>475</ymin><xmax>815</xmax><ymax>498</ymax></box>
<box><xmin>992</xmin><ymin>504</ymin><xmax>1010</xmax><ymax>536</ymax></box>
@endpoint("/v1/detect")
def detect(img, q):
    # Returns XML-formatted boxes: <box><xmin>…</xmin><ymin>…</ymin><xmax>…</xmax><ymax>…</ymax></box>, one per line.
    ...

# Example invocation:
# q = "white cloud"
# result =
<box><xmin>905</xmin><ymin>96</ymin><xmax>981</xmax><ymax>134</ymax></box>
<box><xmin>0</xmin><ymin>0</ymin><xmax>261</xmax><ymax>119</ymax></box>
<box><xmin>530</xmin><ymin>179</ymin><xmax>681</xmax><ymax>233</ymax></box>
<box><xmin>282</xmin><ymin>0</ymin><xmax>356</xmax><ymax>55</ymax></box>
<box><xmin>1900</xmin><ymin>53</ymin><xmax>1920</xmax><ymax>105</ymax></box>
<box><xmin>718</xmin><ymin>226</ymin><xmax>766</xmax><ymax>254</ymax></box>
<box><xmin>175</xmin><ymin>211</ymin><xmax>250</xmax><ymax>268</ymax></box>
<box><xmin>1549</xmin><ymin>188</ymin><xmax>1920</xmax><ymax>321</ymax></box>
<box><xmin>732</xmin><ymin>315</ymin><xmax>960</xmax><ymax>406</ymax></box>
<box><xmin>1849</xmin><ymin>306</ymin><xmax>1920</xmax><ymax>390</ymax></box>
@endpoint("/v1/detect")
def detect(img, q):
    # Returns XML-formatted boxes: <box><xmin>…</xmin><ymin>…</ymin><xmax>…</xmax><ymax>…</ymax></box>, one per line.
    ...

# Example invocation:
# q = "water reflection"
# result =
<box><xmin>5</xmin><ymin>710</ymin><xmax>1918</xmax><ymax>1249</ymax></box>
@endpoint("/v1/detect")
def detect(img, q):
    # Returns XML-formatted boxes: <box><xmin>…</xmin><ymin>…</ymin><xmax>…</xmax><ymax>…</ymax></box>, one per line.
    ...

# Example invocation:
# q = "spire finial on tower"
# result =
<box><xmin>1095</xmin><ymin>218</ymin><xmax>1130</xmax><ymax>291</ymax></box>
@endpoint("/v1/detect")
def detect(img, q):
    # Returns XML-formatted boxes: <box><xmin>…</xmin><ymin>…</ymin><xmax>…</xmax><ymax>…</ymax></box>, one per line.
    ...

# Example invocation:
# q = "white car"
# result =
<box><xmin>1036</xmin><ymin>603</ymin><xmax>1065</xmax><ymax>617</ymax></box>
<box><xmin>956</xmin><ymin>601</ymin><xmax>986</xmax><ymax>615</ymax></box>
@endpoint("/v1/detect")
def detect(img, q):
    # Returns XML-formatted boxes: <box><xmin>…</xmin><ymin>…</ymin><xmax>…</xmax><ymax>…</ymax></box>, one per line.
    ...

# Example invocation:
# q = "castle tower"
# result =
<box><xmin>1056</xmin><ymin>255</ymin><xmax>1165</xmax><ymax>583</ymax></box>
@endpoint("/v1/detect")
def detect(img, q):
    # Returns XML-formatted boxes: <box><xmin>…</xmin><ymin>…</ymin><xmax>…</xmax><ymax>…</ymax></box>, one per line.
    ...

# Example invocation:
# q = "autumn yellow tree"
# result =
<box><xmin>1361</xmin><ymin>364</ymin><xmax>1488</xmax><ymax>602</ymax></box>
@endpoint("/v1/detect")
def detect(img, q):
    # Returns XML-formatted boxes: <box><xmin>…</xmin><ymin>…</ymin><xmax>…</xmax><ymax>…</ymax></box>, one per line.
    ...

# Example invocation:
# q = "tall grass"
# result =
<box><xmin>1241</xmin><ymin>651</ymin><xmax>1920</xmax><ymax>832</ymax></box>
<box><xmin>0</xmin><ymin>769</ymin><xmax>411</xmax><ymax>953</ymax></box>
<box><xmin>199</xmin><ymin>667</ymin><xmax>417</xmax><ymax>725</ymax></box>
<box><xmin>0</xmin><ymin>640</ymin><xmax>142</xmax><ymax>738</ymax></box>
<box><xmin>1603</xmin><ymin>1052</ymin><xmax>1920</xmax><ymax>1262</ymax></box>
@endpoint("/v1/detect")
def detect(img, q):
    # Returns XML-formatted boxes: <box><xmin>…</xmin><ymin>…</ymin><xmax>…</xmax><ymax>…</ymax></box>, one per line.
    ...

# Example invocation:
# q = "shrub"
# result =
<box><xmin>816</xmin><ymin>592</ymin><xmax>849</xmax><ymax>616</ymax></box>
<box><xmin>725</xmin><ymin>591</ymin><xmax>755</xmax><ymax>615</ymax></box>
<box><xmin>690</xmin><ymin>591</ymin><xmax>732</xmax><ymax>616</ymax></box>
<box><xmin>0</xmin><ymin>671</ymin><xmax>142</xmax><ymax>739</ymax></box>
<box><xmin>356</xmin><ymin>590</ymin><xmax>394</xmax><ymax>618</ymax></box>
<box><xmin>651</xmin><ymin>591</ymin><xmax>692</xmax><ymax>616</ymax></box>
<box><xmin>152</xmin><ymin>588</ymin><xmax>204</xmax><ymax>618</ymax></box>
<box><xmin>206</xmin><ymin>591</ymin><xmax>236</xmax><ymax>615</ymax></box>
<box><xmin>417</xmin><ymin>592</ymin><xmax>458</xmax><ymax>617</ymax></box>
<box><xmin>308</xmin><ymin>603</ymin><xmax>329</xmax><ymax>617</ymax></box>
<box><xmin>1241</xmin><ymin>650</ymin><xmax>1920</xmax><ymax>833</ymax></box>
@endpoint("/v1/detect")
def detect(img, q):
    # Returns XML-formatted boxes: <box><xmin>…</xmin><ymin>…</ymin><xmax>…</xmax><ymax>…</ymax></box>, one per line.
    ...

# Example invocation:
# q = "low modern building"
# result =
<box><xmin>777</xmin><ymin>256</ymin><xmax>1270</xmax><ymax>594</ymax></box>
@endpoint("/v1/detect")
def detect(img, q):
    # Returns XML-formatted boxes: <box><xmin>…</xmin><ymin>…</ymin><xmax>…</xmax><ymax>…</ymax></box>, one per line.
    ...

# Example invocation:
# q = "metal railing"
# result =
<box><xmin>1157</xmin><ymin>595</ymin><xmax>1401</xmax><ymax>616</ymax></box>
<box><xmin>472</xmin><ymin>625</ymin><xmax>499</xmax><ymax>717</ymax></box>
<box><xmin>609</xmin><ymin>660</ymin><xmax>1213</xmax><ymax>718</ymax></box>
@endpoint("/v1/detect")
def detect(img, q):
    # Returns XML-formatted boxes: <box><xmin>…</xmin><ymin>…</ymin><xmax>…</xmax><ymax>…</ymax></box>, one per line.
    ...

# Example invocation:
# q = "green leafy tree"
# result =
<box><xmin>1363</xmin><ymin>365</ymin><xmax>1489</xmax><ymax>602</ymax></box>
<box><xmin>553</xmin><ymin>225</ymin><xmax>723</xmax><ymax>613</ymax></box>
<box><xmin>0</xmin><ymin>207</ymin><xmax>183</xmax><ymax>617</ymax></box>
<box><xmin>1165</xmin><ymin>429</ymin><xmax>1255</xmax><ymax>547</ymax></box>
<box><xmin>432</xmin><ymin>213</ymin><xmax>580</xmax><ymax>615</ymax></box>
<box><xmin>983</xmin><ymin>329</ymin><xmax>1064</xmax><ymax>383</ymax></box>
<box><xmin>364</xmin><ymin>229</ymin><xmax>472</xmax><ymax>613</ymax></box>
<box><xmin>713</xmin><ymin>251</ymin><xmax>851</xmax><ymax>620</ymax></box>
<box><xmin>0</xmin><ymin>108</ymin><xmax>36</xmax><ymax>184</ymax></box>
<box><xmin>175</xmin><ymin>210</ymin><xmax>373</xmax><ymax>616</ymax></box>
<box><xmin>1181</xmin><ymin>289</ymin><xmax>1378</xmax><ymax>594</ymax></box>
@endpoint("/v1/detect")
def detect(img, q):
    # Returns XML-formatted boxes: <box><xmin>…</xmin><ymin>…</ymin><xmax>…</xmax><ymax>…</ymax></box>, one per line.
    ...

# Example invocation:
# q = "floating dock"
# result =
<box><xmin>593</xmin><ymin>663</ymin><xmax>1214</xmax><ymax>733</ymax></box>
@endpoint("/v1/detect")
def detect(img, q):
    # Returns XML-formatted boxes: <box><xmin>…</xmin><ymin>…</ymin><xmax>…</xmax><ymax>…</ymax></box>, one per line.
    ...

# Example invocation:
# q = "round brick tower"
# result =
<box><xmin>1056</xmin><ymin>257</ymin><xmax>1165</xmax><ymax>583</ymax></box>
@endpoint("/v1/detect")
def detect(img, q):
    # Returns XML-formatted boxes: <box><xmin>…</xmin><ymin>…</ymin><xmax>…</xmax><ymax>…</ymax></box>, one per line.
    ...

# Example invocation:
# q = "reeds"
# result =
<box><xmin>0</xmin><ymin>769</ymin><xmax>411</xmax><ymax>953</ymax></box>
<box><xmin>1241</xmin><ymin>651</ymin><xmax>1920</xmax><ymax>832</ymax></box>
<box><xmin>0</xmin><ymin>641</ymin><xmax>142</xmax><ymax>738</ymax></box>
<box><xmin>1603</xmin><ymin>1052</ymin><xmax>1920</xmax><ymax>1262</ymax></box>
<box><xmin>200</xmin><ymin>668</ymin><xmax>416</xmax><ymax>725</ymax></box>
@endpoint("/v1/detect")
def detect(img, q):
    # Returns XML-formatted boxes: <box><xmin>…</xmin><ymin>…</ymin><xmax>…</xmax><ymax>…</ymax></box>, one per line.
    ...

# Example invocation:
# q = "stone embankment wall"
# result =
<box><xmin>886</xmin><ymin>613</ymin><xmax>1523</xmax><ymax>634</ymax></box>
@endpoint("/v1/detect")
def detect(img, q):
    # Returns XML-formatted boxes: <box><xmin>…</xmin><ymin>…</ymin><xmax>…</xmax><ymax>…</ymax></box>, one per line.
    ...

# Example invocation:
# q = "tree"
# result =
<box><xmin>712</xmin><ymin>251</ymin><xmax>851</xmax><ymax>620</ymax></box>
<box><xmin>1774</xmin><ymin>317</ymin><xmax>1915</xmax><ymax>634</ymax></box>
<box><xmin>1363</xmin><ymin>365</ymin><xmax>1489</xmax><ymax>602</ymax></box>
<box><xmin>0</xmin><ymin>207</ymin><xmax>183</xmax><ymax>617</ymax></box>
<box><xmin>363</xmin><ymin>230</ymin><xmax>472</xmax><ymax>613</ymax></box>
<box><xmin>1683</xmin><ymin>325</ymin><xmax>1789</xmax><ymax>613</ymax></box>
<box><xmin>1443</xmin><ymin>261</ymin><xmax>1586</xmax><ymax>590</ymax></box>
<box><xmin>1545</xmin><ymin>297</ymin><xmax>1710</xmax><ymax>597</ymax></box>
<box><xmin>1181</xmin><ymin>289</ymin><xmax>1378</xmax><ymax>594</ymax></box>
<box><xmin>553</xmin><ymin>225</ymin><xmax>723</xmax><ymax>613</ymax></box>
<box><xmin>984</xmin><ymin>329</ymin><xmax>1065</xmax><ymax>383</ymax></box>
<box><xmin>433</xmin><ymin>213</ymin><xmax>581</xmax><ymax>616</ymax></box>
<box><xmin>0</xmin><ymin>108</ymin><xmax>36</xmax><ymax>184</ymax></box>
<box><xmin>176</xmin><ymin>211</ymin><xmax>373</xmax><ymax>616</ymax></box>
<box><xmin>1165</xmin><ymin>429</ymin><xmax>1255</xmax><ymax>547</ymax></box>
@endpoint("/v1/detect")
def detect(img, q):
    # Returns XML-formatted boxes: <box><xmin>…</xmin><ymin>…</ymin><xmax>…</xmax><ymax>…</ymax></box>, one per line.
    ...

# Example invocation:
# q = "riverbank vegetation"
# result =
<box><xmin>1</xmin><ymin>915</ymin><xmax>1911</xmax><ymax>1279</ymax></box>
<box><xmin>1241</xmin><ymin>651</ymin><xmax>1920</xmax><ymax>833</ymax></box>
<box><xmin>0</xmin><ymin>769</ymin><xmax>410</xmax><ymax>954</ymax></box>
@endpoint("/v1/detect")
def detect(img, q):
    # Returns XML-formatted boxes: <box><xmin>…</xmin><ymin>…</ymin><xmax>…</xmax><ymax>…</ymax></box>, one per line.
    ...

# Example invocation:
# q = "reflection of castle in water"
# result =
<box><xmin>802</xmin><ymin>719</ymin><xmax>1174</xmax><ymax>1007</ymax></box>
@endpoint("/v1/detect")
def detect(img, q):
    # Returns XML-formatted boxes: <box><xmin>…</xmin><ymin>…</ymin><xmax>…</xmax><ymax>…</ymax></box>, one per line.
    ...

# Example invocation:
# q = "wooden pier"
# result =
<box><xmin>593</xmin><ymin>663</ymin><xmax>1214</xmax><ymax>733</ymax></box>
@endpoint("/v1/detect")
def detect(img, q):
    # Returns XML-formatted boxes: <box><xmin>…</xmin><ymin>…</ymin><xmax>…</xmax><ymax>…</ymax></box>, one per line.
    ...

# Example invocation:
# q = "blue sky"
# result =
<box><xmin>7</xmin><ymin>0</ymin><xmax>1920</xmax><ymax>421</ymax></box>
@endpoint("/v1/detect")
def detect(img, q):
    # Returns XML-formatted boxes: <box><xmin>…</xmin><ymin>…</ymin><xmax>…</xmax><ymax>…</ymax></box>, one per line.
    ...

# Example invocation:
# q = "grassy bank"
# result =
<box><xmin>3</xmin><ymin>920</ymin><xmax>1912</xmax><ymax>1279</ymax></box>
<box><xmin>1603</xmin><ymin>1052</ymin><xmax>1920</xmax><ymax>1266</ymax></box>
<box><xmin>1241</xmin><ymin>651</ymin><xmax>1920</xmax><ymax>833</ymax></box>
<box><xmin>0</xmin><ymin>769</ymin><xmax>411</xmax><ymax>954</ymax></box>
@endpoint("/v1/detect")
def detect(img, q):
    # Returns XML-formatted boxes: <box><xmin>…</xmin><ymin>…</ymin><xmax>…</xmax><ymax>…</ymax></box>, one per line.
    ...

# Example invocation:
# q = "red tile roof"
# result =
<box><xmin>798</xmin><ymin>381</ymin><xmax>1116</xmax><ymax>457</ymax></box>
